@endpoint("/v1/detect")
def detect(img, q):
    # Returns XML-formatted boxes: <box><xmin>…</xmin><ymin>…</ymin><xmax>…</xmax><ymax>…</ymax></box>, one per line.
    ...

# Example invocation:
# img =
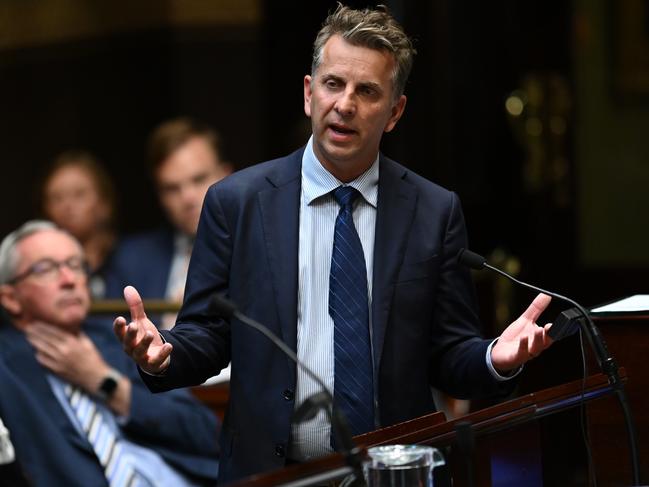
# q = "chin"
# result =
<box><xmin>58</xmin><ymin>305</ymin><xmax>89</xmax><ymax>326</ymax></box>
<box><xmin>61</xmin><ymin>316</ymin><xmax>87</xmax><ymax>331</ymax></box>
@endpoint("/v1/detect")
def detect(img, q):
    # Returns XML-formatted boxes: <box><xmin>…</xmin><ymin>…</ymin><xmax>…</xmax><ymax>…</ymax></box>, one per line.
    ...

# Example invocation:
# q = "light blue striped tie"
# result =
<box><xmin>329</xmin><ymin>186</ymin><xmax>375</xmax><ymax>440</ymax></box>
<box><xmin>65</xmin><ymin>384</ymin><xmax>154</xmax><ymax>487</ymax></box>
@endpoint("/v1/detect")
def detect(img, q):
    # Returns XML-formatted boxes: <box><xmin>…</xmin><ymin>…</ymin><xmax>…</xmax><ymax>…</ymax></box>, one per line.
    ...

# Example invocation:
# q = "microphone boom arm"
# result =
<box><xmin>483</xmin><ymin>263</ymin><xmax>616</xmax><ymax>379</ymax></box>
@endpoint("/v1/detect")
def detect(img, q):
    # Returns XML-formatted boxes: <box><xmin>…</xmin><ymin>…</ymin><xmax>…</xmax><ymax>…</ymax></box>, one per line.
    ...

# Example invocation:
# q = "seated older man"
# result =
<box><xmin>0</xmin><ymin>220</ymin><xmax>219</xmax><ymax>487</ymax></box>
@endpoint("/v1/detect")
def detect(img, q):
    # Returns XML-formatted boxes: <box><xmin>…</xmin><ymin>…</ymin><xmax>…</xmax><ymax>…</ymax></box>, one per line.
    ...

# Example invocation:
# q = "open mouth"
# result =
<box><xmin>329</xmin><ymin>123</ymin><xmax>356</xmax><ymax>136</ymax></box>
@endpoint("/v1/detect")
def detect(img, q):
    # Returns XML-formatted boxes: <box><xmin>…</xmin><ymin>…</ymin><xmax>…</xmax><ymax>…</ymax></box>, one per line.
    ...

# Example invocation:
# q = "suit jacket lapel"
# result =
<box><xmin>372</xmin><ymin>156</ymin><xmax>417</xmax><ymax>371</ymax></box>
<box><xmin>257</xmin><ymin>150</ymin><xmax>303</xmax><ymax>354</ymax></box>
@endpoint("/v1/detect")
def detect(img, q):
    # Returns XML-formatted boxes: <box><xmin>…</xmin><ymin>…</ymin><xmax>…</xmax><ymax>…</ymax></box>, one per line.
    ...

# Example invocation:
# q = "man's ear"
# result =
<box><xmin>0</xmin><ymin>284</ymin><xmax>21</xmax><ymax>317</ymax></box>
<box><xmin>384</xmin><ymin>94</ymin><xmax>407</xmax><ymax>133</ymax></box>
<box><xmin>304</xmin><ymin>75</ymin><xmax>313</xmax><ymax>118</ymax></box>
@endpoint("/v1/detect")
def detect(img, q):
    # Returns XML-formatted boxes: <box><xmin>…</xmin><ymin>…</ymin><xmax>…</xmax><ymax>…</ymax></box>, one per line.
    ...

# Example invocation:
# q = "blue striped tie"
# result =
<box><xmin>329</xmin><ymin>186</ymin><xmax>375</xmax><ymax>439</ymax></box>
<box><xmin>65</xmin><ymin>384</ymin><xmax>154</xmax><ymax>487</ymax></box>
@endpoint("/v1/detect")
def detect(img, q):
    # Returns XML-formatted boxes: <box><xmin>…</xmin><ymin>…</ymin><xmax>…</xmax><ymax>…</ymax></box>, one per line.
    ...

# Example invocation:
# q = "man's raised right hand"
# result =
<box><xmin>113</xmin><ymin>285</ymin><xmax>173</xmax><ymax>374</ymax></box>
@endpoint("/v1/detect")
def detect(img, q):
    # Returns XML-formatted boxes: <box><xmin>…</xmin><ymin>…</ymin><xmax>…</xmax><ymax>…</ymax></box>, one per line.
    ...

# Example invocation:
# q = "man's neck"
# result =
<box><xmin>13</xmin><ymin>319</ymin><xmax>81</xmax><ymax>335</ymax></box>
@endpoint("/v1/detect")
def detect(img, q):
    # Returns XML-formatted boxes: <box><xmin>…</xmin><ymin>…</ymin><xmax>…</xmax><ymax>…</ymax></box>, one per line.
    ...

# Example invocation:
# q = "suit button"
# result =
<box><xmin>275</xmin><ymin>444</ymin><xmax>285</xmax><ymax>457</ymax></box>
<box><xmin>283</xmin><ymin>389</ymin><xmax>294</xmax><ymax>401</ymax></box>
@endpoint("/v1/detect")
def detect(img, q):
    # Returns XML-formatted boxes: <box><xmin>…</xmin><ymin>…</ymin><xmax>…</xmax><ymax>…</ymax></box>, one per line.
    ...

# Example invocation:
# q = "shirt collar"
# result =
<box><xmin>301</xmin><ymin>135</ymin><xmax>379</xmax><ymax>207</ymax></box>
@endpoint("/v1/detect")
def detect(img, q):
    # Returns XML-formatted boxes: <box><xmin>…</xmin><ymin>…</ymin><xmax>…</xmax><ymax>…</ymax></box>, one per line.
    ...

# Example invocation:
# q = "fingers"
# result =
<box><xmin>129</xmin><ymin>328</ymin><xmax>155</xmax><ymax>360</ymax></box>
<box><xmin>130</xmin><ymin>329</ymin><xmax>173</xmax><ymax>373</ymax></box>
<box><xmin>122</xmin><ymin>321</ymin><xmax>143</xmax><ymax>356</ymax></box>
<box><xmin>124</xmin><ymin>286</ymin><xmax>147</xmax><ymax>322</ymax></box>
<box><xmin>117</xmin><ymin>320</ymin><xmax>170</xmax><ymax>370</ymax></box>
<box><xmin>543</xmin><ymin>323</ymin><xmax>554</xmax><ymax>348</ymax></box>
<box><xmin>516</xmin><ymin>334</ymin><xmax>529</xmax><ymax>359</ymax></box>
<box><xmin>117</xmin><ymin>286</ymin><xmax>170</xmax><ymax>373</ymax></box>
<box><xmin>521</xmin><ymin>293</ymin><xmax>552</xmax><ymax>323</ymax></box>
<box><xmin>147</xmin><ymin>343</ymin><xmax>173</xmax><ymax>372</ymax></box>
<box><xmin>113</xmin><ymin>316</ymin><xmax>127</xmax><ymax>340</ymax></box>
<box><xmin>527</xmin><ymin>326</ymin><xmax>546</xmax><ymax>357</ymax></box>
<box><xmin>25</xmin><ymin>324</ymin><xmax>68</xmax><ymax>354</ymax></box>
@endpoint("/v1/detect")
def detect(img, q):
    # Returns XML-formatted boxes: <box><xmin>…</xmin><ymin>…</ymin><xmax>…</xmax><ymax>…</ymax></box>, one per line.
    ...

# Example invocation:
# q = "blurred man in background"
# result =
<box><xmin>105</xmin><ymin>117</ymin><xmax>232</xmax><ymax>328</ymax></box>
<box><xmin>0</xmin><ymin>220</ymin><xmax>220</xmax><ymax>486</ymax></box>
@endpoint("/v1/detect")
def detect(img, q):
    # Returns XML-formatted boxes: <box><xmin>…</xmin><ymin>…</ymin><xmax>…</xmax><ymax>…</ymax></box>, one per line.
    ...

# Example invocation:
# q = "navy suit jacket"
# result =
<box><xmin>104</xmin><ymin>227</ymin><xmax>175</xmax><ymax>300</ymax></box>
<box><xmin>0</xmin><ymin>319</ymin><xmax>220</xmax><ymax>487</ymax></box>
<box><xmin>142</xmin><ymin>148</ymin><xmax>511</xmax><ymax>483</ymax></box>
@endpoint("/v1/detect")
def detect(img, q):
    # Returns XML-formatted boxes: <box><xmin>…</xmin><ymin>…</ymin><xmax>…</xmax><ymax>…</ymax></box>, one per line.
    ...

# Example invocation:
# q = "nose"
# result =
<box><xmin>334</xmin><ymin>88</ymin><xmax>356</xmax><ymax>117</ymax></box>
<box><xmin>58</xmin><ymin>264</ymin><xmax>79</xmax><ymax>286</ymax></box>
<box><xmin>179</xmin><ymin>183</ymin><xmax>201</xmax><ymax>207</ymax></box>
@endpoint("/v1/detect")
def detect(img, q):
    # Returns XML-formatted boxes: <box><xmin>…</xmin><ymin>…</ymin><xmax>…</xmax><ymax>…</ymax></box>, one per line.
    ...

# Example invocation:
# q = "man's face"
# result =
<box><xmin>1</xmin><ymin>230</ymin><xmax>90</xmax><ymax>330</ymax></box>
<box><xmin>304</xmin><ymin>35</ymin><xmax>407</xmax><ymax>182</ymax></box>
<box><xmin>155</xmin><ymin>136</ymin><xmax>229</xmax><ymax>237</ymax></box>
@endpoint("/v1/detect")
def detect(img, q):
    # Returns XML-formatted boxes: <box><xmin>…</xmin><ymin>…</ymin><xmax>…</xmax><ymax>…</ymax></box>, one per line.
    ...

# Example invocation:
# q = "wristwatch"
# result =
<box><xmin>96</xmin><ymin>369</ymin><xmax>122</xmax><ymax>401</ymax></box>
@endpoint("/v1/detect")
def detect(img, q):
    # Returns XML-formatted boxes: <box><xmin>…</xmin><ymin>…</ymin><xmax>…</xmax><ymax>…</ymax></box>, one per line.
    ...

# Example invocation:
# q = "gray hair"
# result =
<box><xmin>311</xmin><ymin>3</ymin><xmax>416</xmax><ymax>99</ymax></box>
<box><xmin>0</xmin><ymin>220</ymin><xmax>59</xmax><ymax>285</ymax></box>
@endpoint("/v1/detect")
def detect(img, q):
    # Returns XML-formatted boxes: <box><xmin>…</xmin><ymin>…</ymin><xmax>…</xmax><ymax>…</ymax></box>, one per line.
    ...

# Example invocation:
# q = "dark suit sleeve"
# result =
<box><xmin>427</xmin><ymin>192</ymin><xmax>512</xmax><ymax>398</ymax></box>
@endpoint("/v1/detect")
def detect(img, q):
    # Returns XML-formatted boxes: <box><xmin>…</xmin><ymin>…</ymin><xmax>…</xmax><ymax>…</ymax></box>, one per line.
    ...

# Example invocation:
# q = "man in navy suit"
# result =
<box><xmin>105</xmin><ymin>118</ymin><xmax>231</xmax><ymax>328</ymax></box>
<box><xmin>0</xmin><ymin>221</ymin><xmax>220</xmax><ymax>486</ymax></box>
<box><xmin>114</xmin><ymin>5</ymin><xmax>554</xmax><ymax>483</ymax></box>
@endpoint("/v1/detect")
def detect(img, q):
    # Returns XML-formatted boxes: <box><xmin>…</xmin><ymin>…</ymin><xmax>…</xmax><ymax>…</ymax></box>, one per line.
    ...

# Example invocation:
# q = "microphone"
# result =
<box><xmin>457</xmin><ymin>248</ymin><xmax>641</xmax><ymax>485</ymax></box>
<box><xmin>210</xmin><ymin>294</ymin><xmax>366</xmax><ymax>485</ymax></box>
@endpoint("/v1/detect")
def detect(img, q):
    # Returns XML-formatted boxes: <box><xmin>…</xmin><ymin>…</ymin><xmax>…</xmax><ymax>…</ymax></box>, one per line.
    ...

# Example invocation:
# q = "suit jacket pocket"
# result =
<box><xmin>396</xmin><ymin>254</ymin><xmax>439</xmax><ymax>283</ymax></box>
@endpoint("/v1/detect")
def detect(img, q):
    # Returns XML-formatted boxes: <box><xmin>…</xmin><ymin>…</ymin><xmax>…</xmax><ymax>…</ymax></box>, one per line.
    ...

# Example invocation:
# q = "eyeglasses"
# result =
<box><xmin>9</xmin><ymin>256</ymin><xmax>89</xmax><ymax>284</ymax></box>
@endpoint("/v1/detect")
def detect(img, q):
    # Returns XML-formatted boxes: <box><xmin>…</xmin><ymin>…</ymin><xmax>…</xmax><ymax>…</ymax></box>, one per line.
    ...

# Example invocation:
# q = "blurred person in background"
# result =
<box><xmin>38</xmin><ymin>150</ymin><xmax>118</xmax><ymax>298</ymax></box>
<box><xmin>0</xmin><ymin>220</ymin><xmax>220</xmax><ymax>486</ymax></box>
<box><xmin>105</xmin><ymin>117</ymin><xmax>232</xmax><ymax>329</ymax></box>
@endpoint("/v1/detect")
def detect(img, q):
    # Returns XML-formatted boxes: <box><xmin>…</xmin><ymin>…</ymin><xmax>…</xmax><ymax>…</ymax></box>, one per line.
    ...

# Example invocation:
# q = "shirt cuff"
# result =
<box><xmin>486</xmin><ymin>338</ymin><xmax>523</xmax><ymax>381</ymax></box>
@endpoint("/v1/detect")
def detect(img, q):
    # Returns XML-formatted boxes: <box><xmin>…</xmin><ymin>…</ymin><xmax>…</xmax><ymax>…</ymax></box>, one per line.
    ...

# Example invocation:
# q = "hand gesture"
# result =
<box><xmin>25</xmin><ymin>322</ymin><xmax>110</xmax><ymax>393</ymax></box>
<box><xmin>491</xmin><ymin>293</ymin><xmax>554</xmax><ymax>373</ymax></box>
<box><xmin>113</xmin><ymin>285</ymin><xmax>172</xmax><ymax>374</ymax></box>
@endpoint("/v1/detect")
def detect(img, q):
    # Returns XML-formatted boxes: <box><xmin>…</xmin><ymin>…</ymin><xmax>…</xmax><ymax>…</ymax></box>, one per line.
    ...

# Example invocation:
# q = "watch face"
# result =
<box><xmin>99</xmin><ymin>375</ymin><xmax>118</xmax><ymax>398</ymax></box>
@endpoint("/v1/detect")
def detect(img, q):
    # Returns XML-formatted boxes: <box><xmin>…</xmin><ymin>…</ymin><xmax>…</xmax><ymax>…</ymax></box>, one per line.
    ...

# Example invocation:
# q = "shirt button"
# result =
<box><xmin>283</xmin><ymin>389</ymin><xmax>294</xmax><ymax>401</ymax></box>
<box><xmin>275</xmin><ymin>444</ymin><xmax>285</xmax><ymax>457</ymax></box>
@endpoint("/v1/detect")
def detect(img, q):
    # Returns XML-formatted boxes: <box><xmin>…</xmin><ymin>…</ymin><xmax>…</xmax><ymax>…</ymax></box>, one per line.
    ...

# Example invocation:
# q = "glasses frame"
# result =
<box><xmin>8</xmin><ymin>256</ymin><xmax>90</xmax><ymax>285</ymax></box>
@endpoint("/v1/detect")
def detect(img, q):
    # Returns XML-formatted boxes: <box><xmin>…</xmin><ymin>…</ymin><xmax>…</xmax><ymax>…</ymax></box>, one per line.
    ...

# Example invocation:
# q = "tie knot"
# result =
<box><xmin>333</xmin><ymin>186</ymin><xmax>360</xmax><ymax>209</ymax></box>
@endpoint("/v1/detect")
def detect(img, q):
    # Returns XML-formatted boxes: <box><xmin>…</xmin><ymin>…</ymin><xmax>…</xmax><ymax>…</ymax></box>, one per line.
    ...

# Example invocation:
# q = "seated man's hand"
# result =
<box><xmin>113</xmin><ymin>286</ymin><xmax>173</xmax><ymax>374</ymax></box>
<box><xmin>491</xmin><ymin>293</ymin><xmax>554</xmax><ymax>374</ymax></box>
<box><xmin>25</xmin><ymin>322</ymin><xmax>111</xmax><ymax>392</ymax></box>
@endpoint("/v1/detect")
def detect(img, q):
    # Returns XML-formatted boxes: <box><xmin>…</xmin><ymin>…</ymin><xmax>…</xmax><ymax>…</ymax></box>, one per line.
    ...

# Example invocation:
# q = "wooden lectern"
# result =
<box><xmin>227</xmin><ymin>372</ymin><xmax>623</xmax><ymax>487</ymax></box>
<box><xmin>587</xmin><ymin>313</ymin><xmax>649</xmax><ymax>486</ymax></box>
